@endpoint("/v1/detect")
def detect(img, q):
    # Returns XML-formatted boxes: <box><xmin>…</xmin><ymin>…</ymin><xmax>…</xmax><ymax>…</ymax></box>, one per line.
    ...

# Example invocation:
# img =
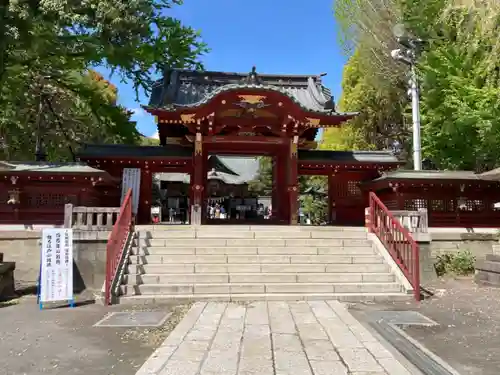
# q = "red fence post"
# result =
<box><xmin>104</xmin><ymin>189</ymin><xmax>133</xmax><ymax>305</ymax></box>
<box><xmin>368</xmin><ymin>192</ymin><xmax>421</xmax><ymax>302</ymax></box>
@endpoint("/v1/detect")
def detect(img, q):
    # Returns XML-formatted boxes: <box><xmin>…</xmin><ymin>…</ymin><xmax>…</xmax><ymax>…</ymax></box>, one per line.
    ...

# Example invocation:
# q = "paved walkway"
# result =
<box><xmin>136</xmin><ymin>301</ymin><xmax>415</xmax><ymax>375</ymax></box>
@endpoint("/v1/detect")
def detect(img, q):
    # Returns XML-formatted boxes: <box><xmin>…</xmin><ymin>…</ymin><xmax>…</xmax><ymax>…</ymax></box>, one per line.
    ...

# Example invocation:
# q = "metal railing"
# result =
<box><xmin>369</xmin><ymin>192</ymin><xmax>421</xmax><ymax>301</ymax></box>
<box><xmin>104</xmin><ymin>189</ymin><xmax>133</xmax><ymax>305</ymax></box>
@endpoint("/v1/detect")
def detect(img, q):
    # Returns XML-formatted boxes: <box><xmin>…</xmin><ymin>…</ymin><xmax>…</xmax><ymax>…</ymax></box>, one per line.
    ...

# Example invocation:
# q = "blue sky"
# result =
<box><xmin>97</xmin><ymin>0</ymin><xmax>347</xmax><ymax>138</ymax></box>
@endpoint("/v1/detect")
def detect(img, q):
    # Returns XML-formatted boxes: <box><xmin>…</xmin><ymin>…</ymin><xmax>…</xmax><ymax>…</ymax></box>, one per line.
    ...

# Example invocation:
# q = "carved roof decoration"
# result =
<box><xmin>144</xmin><ymin>68</ymin><xmax>358</xmax><ymax>117</ymax></box>
<box><xmin>78</xmin><ymin>143</ymin><xmax>193</xmax><ymax>159</ymax></box>
<box><xmin>371</xmin><ymin>170</ymin><xmax>487</xmax><ymax>181</ymax></box>
<box><xmin>0</xmin><ymin>161</ymin><xmax>106</xmax><ymax>174</ymax></box>
<box><xmin>298</xmin><ymin>150</ymin><xmax>401</xmax><ymax>164</ymax></box>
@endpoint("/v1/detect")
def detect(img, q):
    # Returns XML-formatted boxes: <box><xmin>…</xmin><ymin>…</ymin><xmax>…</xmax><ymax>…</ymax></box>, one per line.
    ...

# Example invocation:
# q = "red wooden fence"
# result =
<box><xmin>369</xmin><ymin>192</ymin><xmax>421</xmax><ymax>301</ymax></box>
<box><xmin>104</xmin><ymin>189</ymin><xmax>133</xmax><ymax>305</ymax></box>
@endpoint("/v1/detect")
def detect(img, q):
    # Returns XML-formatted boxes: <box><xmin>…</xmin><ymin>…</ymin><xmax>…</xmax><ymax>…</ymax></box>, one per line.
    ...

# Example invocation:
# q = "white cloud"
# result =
<box><xmin>150</xmin><ymin>131</ymin><xmax>159</xmax><ymax>139</ymax></box>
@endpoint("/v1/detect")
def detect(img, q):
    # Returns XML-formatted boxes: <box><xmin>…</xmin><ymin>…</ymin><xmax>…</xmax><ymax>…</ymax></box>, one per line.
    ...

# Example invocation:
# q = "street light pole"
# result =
<box><xmin>410</xmin><ymin>64</ymin><xmax>422</xmax><ymax>170</ymax></box>
<box><xmin>34</xmin><ymin>90</ymin><xmax>47</xmax><ymax>162</ymax></box>
<box><xmin>391</xmin><ymin>24</ymin><xmax>424</xmax><ymax>171</ymax></box>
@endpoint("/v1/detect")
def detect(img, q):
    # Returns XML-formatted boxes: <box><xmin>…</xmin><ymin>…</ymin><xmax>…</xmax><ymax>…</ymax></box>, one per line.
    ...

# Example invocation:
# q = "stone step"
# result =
<box><xmin>120</xmin><ymin>282</ymin><xmax>402</xmax><ymax>296</ymax></box>
<box><xmin>123</xmin><ymin>272</ymin><xmax>395</xmax><ymax>285</ymax></box>
<box><xmin>476</xmin><ymin>260</ymin><xmax>500</xmax><ymax>273</ymax></box>
<box><xmin>117</xmin><ymin>292</ymin><xmax>411</xmax><ymax>304</ymax></box>
<box><xmin>130</xmin><ymin>246</ymin><xmax>375</xmax><ymax>256</ymax></box>
<box><xmin>127</xmin><ymin>263</ymin><xmax>390</xmax><ymax>274</ymax></box>
<box><xmin>127</xmin><ymin>254</ymin><xmax>384</xmax><ymax>265</ymax></box>
<box><xmin>135</xmin><ymin>225</ymin><xmax>367</xmax><ymax>232</ymax></box>
<box><xmin>475</xmin><ymin>270</ymin><xmax>500</xmax><ymax>286</ymax></box>
<box><xmin>134</xmin><ymin>238</ymin><xmax>372</xmax><ymax>248</ymax></box>
<box><xmin>137</xmin><ymin>229</ymin><xmax>367</xmax><ymax>240</ymax></box>
<box><xmin>485</xmin><ymin>254</ymin><xmax>500</xmax><ymax>263</ymax></box>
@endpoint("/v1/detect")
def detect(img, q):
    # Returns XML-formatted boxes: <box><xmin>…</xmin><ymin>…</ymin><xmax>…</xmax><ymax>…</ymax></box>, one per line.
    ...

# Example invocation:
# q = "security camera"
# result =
<box><xmin>390</xmin><ymin>49</ymin><xmax>413</xmax><ymax>65</ymax></box>
<box><xmin>390</xmin><ymin>49</ymin><xmax>401</xmax><ymax>60</ymax></box>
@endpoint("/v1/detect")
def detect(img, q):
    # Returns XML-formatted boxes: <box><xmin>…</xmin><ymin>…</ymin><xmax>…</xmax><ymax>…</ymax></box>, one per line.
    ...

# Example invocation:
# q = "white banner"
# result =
<box><xmin>40</xmin><ymin>228</ymin><xmax>73</xmax><ymax>303</ymax></box>
<box><xmin>121</xmin><ymin>168</ymin><xmax>141</xmax><ymax>215</ymax></box>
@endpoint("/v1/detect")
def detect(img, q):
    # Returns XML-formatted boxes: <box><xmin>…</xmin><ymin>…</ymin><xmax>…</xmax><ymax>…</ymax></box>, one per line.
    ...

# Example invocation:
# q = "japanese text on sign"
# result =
<box><xmin>40</xmin><ymin>228</ymin><xmax>74</xmax><ymax>303</ymax></box>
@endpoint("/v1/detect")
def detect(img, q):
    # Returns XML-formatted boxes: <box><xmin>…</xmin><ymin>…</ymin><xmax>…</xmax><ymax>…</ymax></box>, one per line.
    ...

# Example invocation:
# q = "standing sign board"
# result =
<box><xmin>39</xmin><ymin>228</ymin><xmax>74</xmax><ymax>308</ymax></box>
<box><xmin>121</xmin><ymin>168</ymin><xmax>141</xmax><ymax>215</ymax></box>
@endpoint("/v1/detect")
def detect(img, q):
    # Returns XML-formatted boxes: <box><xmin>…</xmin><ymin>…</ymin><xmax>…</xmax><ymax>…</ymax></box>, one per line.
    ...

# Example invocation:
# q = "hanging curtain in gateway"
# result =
<box><xmin>121</xmin><ymin>168</ymin><xmax>141</xmax><ymax>214</ymax></box>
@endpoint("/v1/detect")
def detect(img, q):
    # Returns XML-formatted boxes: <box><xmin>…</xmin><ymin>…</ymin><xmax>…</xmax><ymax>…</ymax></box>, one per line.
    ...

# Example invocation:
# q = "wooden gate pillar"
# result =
<box><xmin>328</xmin><ymin>173</ymin><xmax>335</xmax><ymax>225</ymax></box>
<box><xmin>288</xmin><ymin>136</ymin><xmax>299</xmax><ymax>225</ymax></box>
<box><xmin>190</xmin><ymin>133</ymin><xmax>205</xmax><ymax>225</ymax></box>
<box><xmin>272</xmin><ymin>147</ymin><xmax>288</xmax><ymax>223</ymax></box>
<box><xmin>272</xmin><ymin>155</ymin><xmax>279</xmax><ymax>220</ymax></box>
<box><xmin>138</xmin><ymin>167</ymin><xmax>152</xmax><ymax>224</ymax></box>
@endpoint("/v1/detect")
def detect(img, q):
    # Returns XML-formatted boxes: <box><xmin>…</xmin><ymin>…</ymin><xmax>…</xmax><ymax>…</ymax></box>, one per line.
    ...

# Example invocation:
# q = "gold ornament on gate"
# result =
<box><xmin>7</xmin><ymin>189</ymin><xmax>20</xmax><ymax>205</ymax></box>
<box><xmin>195</xmin><ymin>133</ymin><xmax>203</xmax><ymax>155</ymax></box>
<box><xmin>238</xmin><ymin>95</ymin><xmax>267</xmax><ymax>105</ymax></box>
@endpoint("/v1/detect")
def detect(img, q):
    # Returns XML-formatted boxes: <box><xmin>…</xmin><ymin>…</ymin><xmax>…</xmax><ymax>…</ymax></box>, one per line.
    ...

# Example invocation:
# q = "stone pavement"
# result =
<box><xmin>136</xmin><ymin>301</ymin><xmax>415</xmax><ymax>375</ymax></box>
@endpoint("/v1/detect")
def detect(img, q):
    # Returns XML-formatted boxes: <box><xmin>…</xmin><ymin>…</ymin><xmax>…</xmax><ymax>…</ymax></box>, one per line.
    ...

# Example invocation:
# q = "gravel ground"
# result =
<box><xmin>0</xmin><ymin>295</ymin><xmax>189</xmax><ymax>375</ymax></box>
<box><xmin>349</xmin><ymin>277</ymin><xmax>500</xmax><ymax>375</ymax></box>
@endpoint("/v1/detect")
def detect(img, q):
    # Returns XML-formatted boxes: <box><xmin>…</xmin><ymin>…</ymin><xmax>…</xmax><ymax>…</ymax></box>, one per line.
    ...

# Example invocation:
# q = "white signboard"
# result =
<box><xmin>121</xmin><ymin>168</ymin><xmax>141</xmax><ymax>214</ymax></box>
<box><xmin>40</xmin><ymin>228</ymin><xmax>73</xmax><ymax>303</ymax></box>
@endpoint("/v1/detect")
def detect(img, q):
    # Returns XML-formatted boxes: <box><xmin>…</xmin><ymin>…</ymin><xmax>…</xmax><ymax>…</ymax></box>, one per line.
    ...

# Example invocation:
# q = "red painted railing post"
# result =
<box><xmin>104</xmin><ymin>189</ymin><xmax>133</xmax><ymax>305</ymax></box>
<box><xmin>368</xmin><ymin>192</ymin><xmax>421</xmax><ymax>302</ymax></box>
<box><xmin>412</xmin><ymin>241</ymin><xmax>421</xmax><ymax>302</ymax></box>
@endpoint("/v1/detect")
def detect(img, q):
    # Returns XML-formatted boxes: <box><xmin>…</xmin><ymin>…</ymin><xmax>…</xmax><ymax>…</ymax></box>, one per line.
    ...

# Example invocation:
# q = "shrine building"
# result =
<box><xmin>2</xmin><ymin>67</ymin><xmax>500</xmax><ymax>228</ymax></box>
<box><xmin>77</xmin><ymin>67</ymin><xmax>404</xmax><ymax>225</ymax></box>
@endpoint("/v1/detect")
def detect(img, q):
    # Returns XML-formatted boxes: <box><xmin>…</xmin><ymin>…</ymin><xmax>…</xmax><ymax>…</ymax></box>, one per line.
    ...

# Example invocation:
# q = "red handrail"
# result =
<box><xmin>105</xmin><ymin>189</ymin><xmax>133</xmax><ymax>305</ymax></box>
<box><xmin>369</xmin><ymin>192</ymin><xmax>421</xmax><ymax>301</ymax></box>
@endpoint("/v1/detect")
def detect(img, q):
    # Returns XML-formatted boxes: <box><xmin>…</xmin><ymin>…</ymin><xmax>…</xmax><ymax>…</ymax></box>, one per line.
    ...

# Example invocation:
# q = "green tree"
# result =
<box><xmin>299</xmin><ymin>175</ymin><xmax>328</xmax><ymax>225</ymax></box>
<box><xmin>140</xmin><ymin>137</ymin><xmax>161</xmax><ymax>146</ymax></box>
<box><xmin>0</xmin><ymin>0</ymin><xmax>208</xmax><ymax>161</ymax></box>
<box><xmin>0</xmin><ymin>0</ymin><xmax>208</xmax><ymax>93</ymax></box>
<box><xmin>321</xmin><ymin>49</ymin><xmax>409</xmax><ymax>153</ymax></box>
<box><xmin>248</xmin><ymin>157</ymin><xmax>273</xmax><ymax>196</ymax></box>
<box><xmin>248</xmin><ymin>157</ymin><xmax>329</xmax><ymax>224</ymax></box>
<box><xmin>418</xmin><ymin>2</ymin><xmax>500</xmax><ymax>170</ymax></box>
<box><xmin>333</xmin><ymin>0</ymin><xmax>500</xmax><ymax>170</ymax></box>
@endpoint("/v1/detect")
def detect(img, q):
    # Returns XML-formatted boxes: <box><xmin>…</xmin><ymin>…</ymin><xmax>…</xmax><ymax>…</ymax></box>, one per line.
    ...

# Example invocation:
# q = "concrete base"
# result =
<box><xmin>418</xmin><ymin>229</ymin><xmax>499</xmax><ymax>284</ymax></box>
<box><xmin>0</xmin><ymin>230</ymin><xmax>109</xmax><ymax>295</ymax></box>
<box><xmin>475</xmin><ymin>254</ymin><xmax>500</xmax><ymax>286</ymax></box>
<box><xmin>0</xmin><ymin>261</ymin><xmax>16</xmax><ymax>300</ymax></box>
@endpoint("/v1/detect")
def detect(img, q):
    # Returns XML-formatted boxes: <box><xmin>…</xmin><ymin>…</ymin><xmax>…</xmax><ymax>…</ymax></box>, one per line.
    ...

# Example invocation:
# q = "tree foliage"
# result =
<box><xmin>321</xmin><ymin>49</ymin><xmax>409</xmax><ymax>154</ymax></box>
<box><xmin>248</xmin><ymin>157</ymin><xmax>273</xmax><ymax>196</ymax></box>
<box><xmin>298</xmin><ymin>175</ymin><xmax>328</xmax><ymax>225</ymax></box>
<box><xmin>140</xmin><ymin>136</ymin><xmax>161</xmax><ymax>146</ymax></box>
<box><xmin>332</xmin><ymin>0</ymin><xmax>500</xmax><ymax>170</ymax></box>
<box><xmin>0</xmin><ymin>0</ymin><xmax>207</xmax><ymax>161</ymax></box>
<box><xmin>418</xmin><ymin>1</ymin><xmax>500</xmax><ymax>170</ymax></box>
<box><xmin>248</xmin><ymin>157</ymin><xmax>329</xmax><ymax>224</ymax></box>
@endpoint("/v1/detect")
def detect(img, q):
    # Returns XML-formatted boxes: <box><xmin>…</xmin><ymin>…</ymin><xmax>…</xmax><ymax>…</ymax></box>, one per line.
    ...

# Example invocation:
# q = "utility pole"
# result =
<box><xmin>410</xmin><ymin>65</ymin><xmax>421</xmax><ymax>170</ymax></box>
<box><xmin>35</xmin><ymin>91</ymin><xmax>47</xmax><ymax>162</ymax></box>
<box><xmin>391</xmin><ymin>24</ymin><xmax>424</xmax><ymax>171</ymax></box>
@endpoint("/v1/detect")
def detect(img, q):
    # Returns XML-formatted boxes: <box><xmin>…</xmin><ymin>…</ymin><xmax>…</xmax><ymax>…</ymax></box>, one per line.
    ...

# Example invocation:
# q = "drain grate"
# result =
<box><xmin>367</xmin><ymin>311</ymin><xmax>460</xmax><ymax>375</ymax></box>
<box><xmin>94</xmin><ymin>311</ymin><xmax>172</xmax><ymax>327</ymax></box>
<box><xmin>370</xmin><ymin>311</ymin><xmax>438</xmax><ymax>326</ymax></box>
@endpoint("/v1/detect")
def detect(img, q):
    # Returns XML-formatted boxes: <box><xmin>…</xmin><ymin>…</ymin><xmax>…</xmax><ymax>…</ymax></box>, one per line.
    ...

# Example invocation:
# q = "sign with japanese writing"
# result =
<box><xmin>121</xmin><ymin>168</ymin><xmax>141</xmax><ymax>215</ymax></box>
<box><xmin>40</xmin><ymin>228</ymin><xmax>73</xmax><ymax>303</ymax></box>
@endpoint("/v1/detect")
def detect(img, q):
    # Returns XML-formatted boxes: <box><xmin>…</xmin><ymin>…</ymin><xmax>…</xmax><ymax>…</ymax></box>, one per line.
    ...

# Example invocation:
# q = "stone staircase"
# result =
<box><xmin>118</xmin><ymin>225</ymin><xmax>411</xmax><ymax>303</ymax></box>
<box><xmin>475</xmin><ymin>254</ymin><xmax>500</xmax><ymax>287</ymax></box>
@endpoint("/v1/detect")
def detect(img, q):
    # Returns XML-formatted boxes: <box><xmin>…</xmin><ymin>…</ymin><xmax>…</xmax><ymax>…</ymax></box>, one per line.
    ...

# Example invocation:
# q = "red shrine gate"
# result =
<box><xmin>79</xmin><ymin>68</ymin><xmax>403</xmax><ymax>225</ymax></box>
<box><xmin>195</xmin><ymin>137</ymin><xmax>293</xmax><ymax>224</ymax></box>
<box><xmin>3</xmin><ymin>69</ymin><xmax>500</xmax><ymax>228</ymax></box>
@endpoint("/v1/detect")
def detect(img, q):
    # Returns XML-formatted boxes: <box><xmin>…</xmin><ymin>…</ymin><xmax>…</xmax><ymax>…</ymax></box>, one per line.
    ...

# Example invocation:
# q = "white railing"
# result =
<box><xmin>392</xmin><ymin>208</ymin><xmax>428</xmax><ymax>234</ymax></box>
<box><xmin>64</xmin><ymin>204</ymin><xmax>121</xmax><ymax>230</ymax></box>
